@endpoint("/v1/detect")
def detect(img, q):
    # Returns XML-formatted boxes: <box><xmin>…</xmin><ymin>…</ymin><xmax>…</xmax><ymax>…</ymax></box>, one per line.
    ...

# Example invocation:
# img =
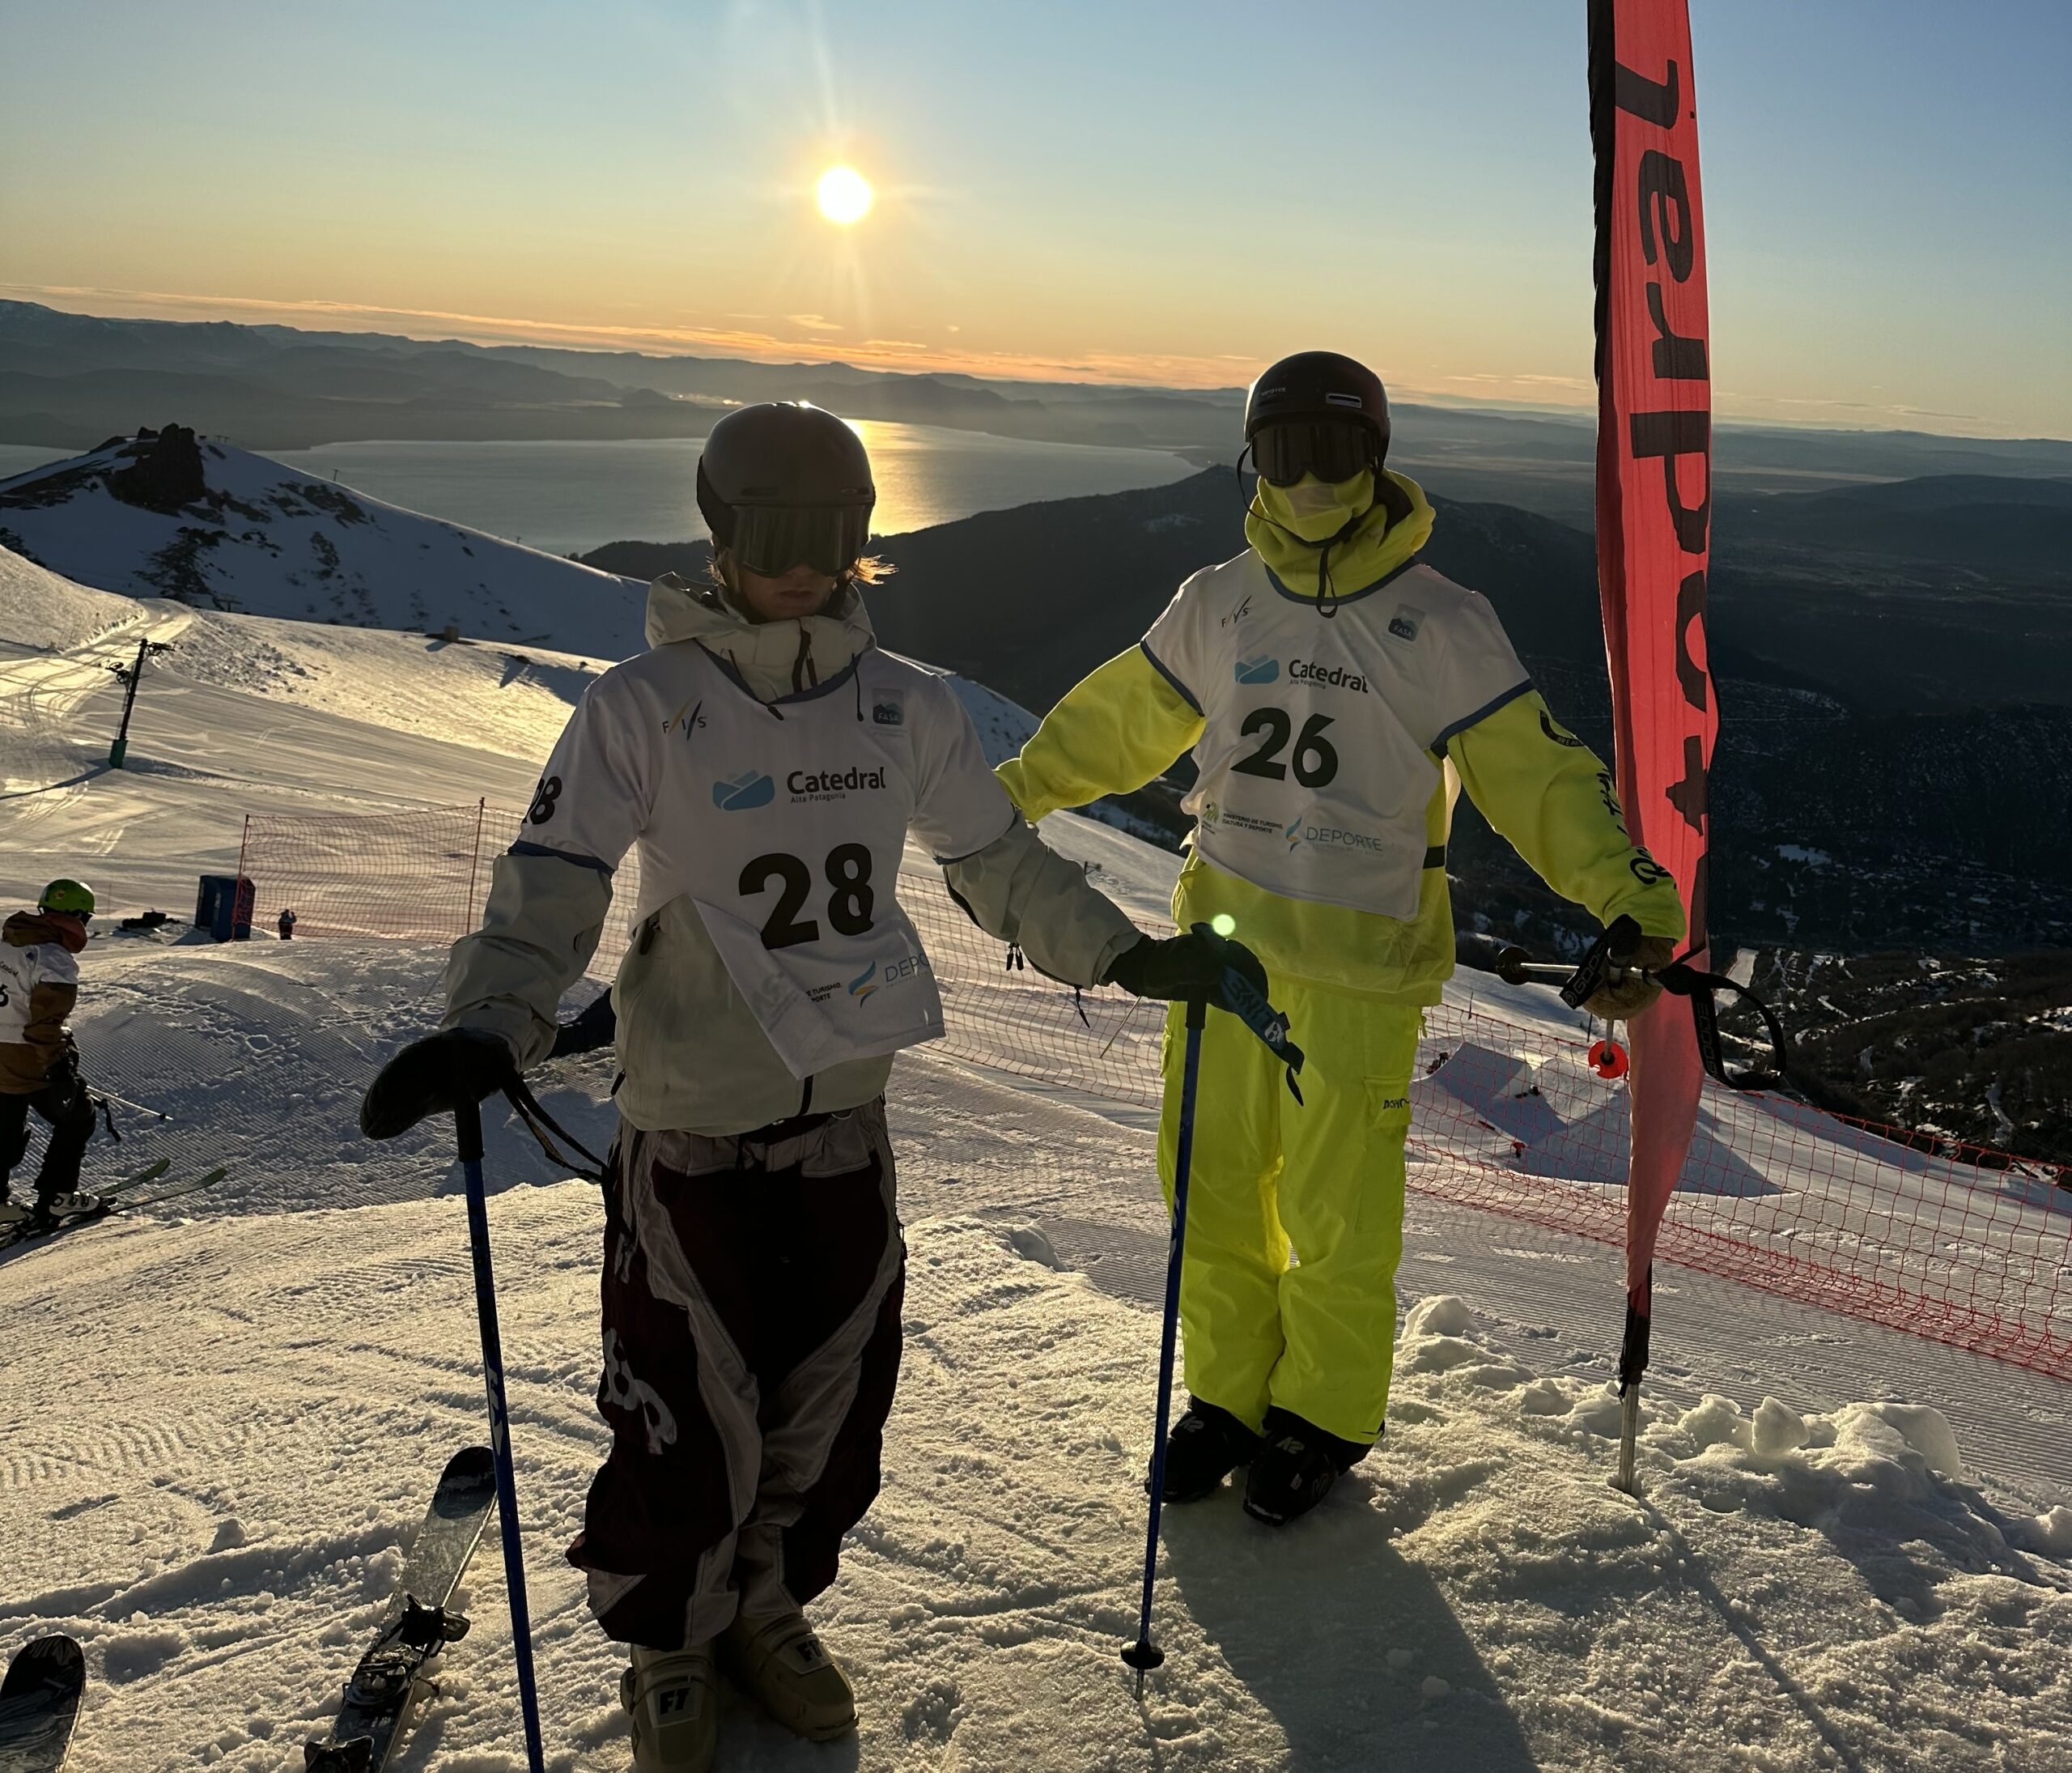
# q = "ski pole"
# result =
<box><xmin>95</xmin><ymin>1088</ymin><xmax>172</xmax><ymax>1121</ymax></box>
<box><xmin>454</xmin><ymin>1098</ymin><xmax>547</xmax><ymax>1773</ymax></box>
<box><xmin>1121</xmin><ymin>994</ymin><xmax>1207</xmax><ymax>1697</ymax></box>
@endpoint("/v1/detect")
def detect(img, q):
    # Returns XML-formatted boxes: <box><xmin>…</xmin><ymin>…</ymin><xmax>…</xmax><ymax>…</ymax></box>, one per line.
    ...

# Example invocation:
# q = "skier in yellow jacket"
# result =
<box><xmin>998</xmin><ymin>352</ymin><xmax>1688</xmax><ymax>1524</ymax></box>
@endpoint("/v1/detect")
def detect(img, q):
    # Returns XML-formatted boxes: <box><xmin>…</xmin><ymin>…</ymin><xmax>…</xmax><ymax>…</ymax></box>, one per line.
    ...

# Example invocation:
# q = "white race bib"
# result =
<box><xmin>1142</xmin><ymin>552</ymin><xmax>1531</xmax><ymax>920</ymax></box>
<box><xmin>643</xmin><ymin>646</ymin><xmax>989</xmax><ymax>1076</ymax></box>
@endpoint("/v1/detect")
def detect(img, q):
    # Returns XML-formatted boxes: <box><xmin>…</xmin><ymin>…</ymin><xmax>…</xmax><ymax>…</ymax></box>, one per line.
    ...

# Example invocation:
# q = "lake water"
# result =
<box><xmin>274</xmin><ymin>425</ymin><xmax>1197</xmax><ymax>555</ymax></box>
<box><xmin>0</xmin><ymin>424</ymin><xmax>1198</xmax><ymax>556</ymax></box>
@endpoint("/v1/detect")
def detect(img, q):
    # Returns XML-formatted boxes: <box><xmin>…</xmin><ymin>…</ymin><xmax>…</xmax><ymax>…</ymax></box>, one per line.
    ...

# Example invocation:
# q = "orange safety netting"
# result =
<box><xmin>234</xmin><ymin>803</ymin><xmax>2072</xmax><ymax>1381</ymax></box>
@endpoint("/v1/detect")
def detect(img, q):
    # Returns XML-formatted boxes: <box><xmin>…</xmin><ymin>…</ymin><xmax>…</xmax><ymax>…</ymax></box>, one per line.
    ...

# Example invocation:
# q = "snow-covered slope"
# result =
<box><xmin>0</xmin><ymin>427</ymin><xmax>647</xmax><ymax>655</ymax></box>
<box><xmin>6</xmin><ymin>1143</ymin><xmax>2070</xmax><ymax>1771</ymax></box>
<box><xmin>4</xmin><ymin>548</ymin><xmax>2071</xmax><ymax>1771</ymax></box>
<box><xmin>0</xmin><ymin>541</ymin><xmax>139</xmax><ymax>655</ymax></box>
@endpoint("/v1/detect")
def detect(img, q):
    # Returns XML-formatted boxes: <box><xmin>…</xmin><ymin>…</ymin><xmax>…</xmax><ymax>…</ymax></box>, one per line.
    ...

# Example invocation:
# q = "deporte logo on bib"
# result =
<box><xmin>713</xmin><ymin>771</ymin><xmax>775</xmax><ymax>811</ymax></box>
<box><xmin>1234</xmin><ymin>655</ymin><xmax>1280</xmax><ymax>685</ymax></box>
<box><xmin>1286</xmin><ymin>816</ymin><xmax>1388</xmax><ymax>855</ymax></box>
<box><xmin>851</xmin><ymin>950</ymin><xmax>931</xmax><ymax>1001</ymax></box>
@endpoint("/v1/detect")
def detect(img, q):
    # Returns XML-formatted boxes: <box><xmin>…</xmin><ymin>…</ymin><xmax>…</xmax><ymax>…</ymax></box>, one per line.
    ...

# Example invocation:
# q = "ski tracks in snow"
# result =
<box><xmin>2</xmin><ymin>1163</ymin><xmax>2070</xmax><ymax>1767</ymax></box>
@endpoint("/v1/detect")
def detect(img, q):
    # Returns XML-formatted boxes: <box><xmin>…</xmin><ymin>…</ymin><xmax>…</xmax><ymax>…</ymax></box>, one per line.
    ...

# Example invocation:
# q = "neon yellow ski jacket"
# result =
<box><xmin>997</xmin><ymin>471</ymin><xmax>1686</xmax><ymax>1004</ymax></box>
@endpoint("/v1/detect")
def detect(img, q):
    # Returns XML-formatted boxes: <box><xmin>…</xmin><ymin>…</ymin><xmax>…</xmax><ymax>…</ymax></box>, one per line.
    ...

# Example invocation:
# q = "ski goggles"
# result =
<box><xmin>1248</xmin><ymin>419</ymin><xmax>1378</xmax><ymax>489</ymax></box>
<box><xmin>727</xmin><ymin>503</ymin><xmax>873</xmax><ymax>579</ymax></box>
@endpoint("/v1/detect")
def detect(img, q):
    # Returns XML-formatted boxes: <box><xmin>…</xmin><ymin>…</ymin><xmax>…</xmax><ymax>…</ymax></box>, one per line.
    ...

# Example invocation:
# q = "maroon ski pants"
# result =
<box><xmin>567</xmin><ymin>1100</ymin><xmax>905</xmax><ymax>1652</ymax></box>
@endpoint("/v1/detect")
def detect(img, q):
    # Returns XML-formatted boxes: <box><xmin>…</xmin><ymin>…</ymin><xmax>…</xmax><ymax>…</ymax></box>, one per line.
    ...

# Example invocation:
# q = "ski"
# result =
<box><xmin>0</xmin><ymin>1168</ymin><xmax>227</xmax><ymax>1252</ymax></box>
<box><xmin>304</xmin><ymin>1447</ymin><xmax>498</xmax><ymax>1772</ymax></box>
<box><xmin>0</xmin><ymin>1636</ymin><xmax>86</xmax><ymax>1773</ymax></box>
<box><xmin>101</xmin><ymin>1159</ymin><xmax>172</xmax><ymax>1200</ymax></box>
<box><xmin>117</xmin><ymin>1167</ymin><xmax>228</xmax><ymax>1214</ymax></box>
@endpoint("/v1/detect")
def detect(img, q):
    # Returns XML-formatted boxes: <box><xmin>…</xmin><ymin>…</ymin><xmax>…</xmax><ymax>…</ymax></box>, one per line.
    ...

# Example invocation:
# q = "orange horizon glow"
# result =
<box><xmin>10</xmin><ymin>281</ymin><xmax>2039</xmax><ymax>437</ymax></box>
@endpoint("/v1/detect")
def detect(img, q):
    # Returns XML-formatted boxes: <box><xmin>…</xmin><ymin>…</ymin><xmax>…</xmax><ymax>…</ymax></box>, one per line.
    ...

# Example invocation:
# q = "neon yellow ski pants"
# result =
<box><xmin>1158</xmin><ymin>984</ymin><xmax>1421</xmax><ymax>1447</ymax></box>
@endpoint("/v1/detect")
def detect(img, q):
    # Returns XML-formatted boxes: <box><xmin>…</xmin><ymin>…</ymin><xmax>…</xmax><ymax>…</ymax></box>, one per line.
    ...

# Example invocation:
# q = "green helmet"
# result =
<box><xmin>38</xmin><ymin>878</ymin><xmax>96</xmax><ymax>917</ymax></box>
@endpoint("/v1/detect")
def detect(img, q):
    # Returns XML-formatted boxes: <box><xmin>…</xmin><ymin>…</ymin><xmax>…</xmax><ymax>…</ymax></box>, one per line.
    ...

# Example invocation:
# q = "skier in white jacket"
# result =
<box><xmin>361</xmin><ymin>402</ymin><xmax>1274</xmax><ymax>1772</ymax></box>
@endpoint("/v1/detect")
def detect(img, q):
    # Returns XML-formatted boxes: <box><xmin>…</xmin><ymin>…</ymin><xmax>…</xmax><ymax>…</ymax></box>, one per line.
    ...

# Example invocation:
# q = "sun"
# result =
<box><xmin>816</xmin><ymin>165</ymin><xmax>873</xmax><ymax>226</ymax></box>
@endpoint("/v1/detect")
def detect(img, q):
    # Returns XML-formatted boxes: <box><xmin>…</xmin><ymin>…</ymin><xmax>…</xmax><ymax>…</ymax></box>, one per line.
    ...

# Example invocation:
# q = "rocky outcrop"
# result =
<box><xmin>108</xmin><ymin>424</ymin><xmax>206</xmax><ymax>513</ymax></box>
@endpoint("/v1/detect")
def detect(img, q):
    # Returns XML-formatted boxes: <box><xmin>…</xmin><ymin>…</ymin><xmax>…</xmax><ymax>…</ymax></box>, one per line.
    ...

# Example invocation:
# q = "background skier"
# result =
<box><xmin>0</xmin><ymin>878</ymin><xmax>100</xmax><ymax>1227</ymax></box>
<box><xmin>997</xmin><ymin>351</ymin><xmax>1687</xmax><ymax>1526</ymax></box>
<box><xmin>361</xmin><ymin>402</ymin><xmax>1272</xmax><ymax>1772</ymax></box>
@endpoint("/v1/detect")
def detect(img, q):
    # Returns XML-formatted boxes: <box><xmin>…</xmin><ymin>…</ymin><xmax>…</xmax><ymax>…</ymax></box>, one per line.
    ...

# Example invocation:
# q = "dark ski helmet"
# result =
<box><xmin>1243</xmin><ymin>351</ymin><xmax>1391</xmax><ymax>487</ymax></box>
<box><xmin>695</xmin><ymin>402</ymin><xmax>875</xmax><ymax>577</ymax></box>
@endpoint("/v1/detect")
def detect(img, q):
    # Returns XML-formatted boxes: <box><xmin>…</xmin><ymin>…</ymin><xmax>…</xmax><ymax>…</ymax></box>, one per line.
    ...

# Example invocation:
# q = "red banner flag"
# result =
<box><xmin>1589</xmin><ymin>0</ymin><xmax>1716</xmax><ymax>1325</ymax></box>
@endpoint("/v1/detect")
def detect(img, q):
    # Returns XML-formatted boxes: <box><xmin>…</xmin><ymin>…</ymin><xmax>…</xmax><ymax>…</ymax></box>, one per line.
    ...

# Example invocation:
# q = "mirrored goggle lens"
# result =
<box><xmin>1250</xmin><ymin>420</ymin><xmax>1374</xmax><ymax>488</ymax></box>
<box><xmin>729</xmin><ymin>504</ymin><xmax>873</xmax><ymax>577</ymax></box>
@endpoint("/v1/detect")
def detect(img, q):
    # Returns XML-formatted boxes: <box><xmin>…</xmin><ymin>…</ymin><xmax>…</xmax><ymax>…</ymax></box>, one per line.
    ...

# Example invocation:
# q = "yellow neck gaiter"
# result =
<box><xmin>1245</xmin><ymin>468</ymin><xmax>1436</xmax><ymax>602</ymax></box>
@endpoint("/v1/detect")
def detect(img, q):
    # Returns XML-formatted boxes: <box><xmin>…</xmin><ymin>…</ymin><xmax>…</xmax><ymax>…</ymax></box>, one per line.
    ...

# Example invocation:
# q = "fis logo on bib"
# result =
<box><xmin>713</xmin><ymin>771</ymin><xmax>775</xmax><ymax>811</ymax></box>
<box><xmin>1234</xmin><ymin>656</ymin><xmax>1280</xmax><ymax>685</ymax></box>
<box><xmin>850</xmin><ymin>950</ymin><xmax>931</xmax><ymax>1001</ymax></box>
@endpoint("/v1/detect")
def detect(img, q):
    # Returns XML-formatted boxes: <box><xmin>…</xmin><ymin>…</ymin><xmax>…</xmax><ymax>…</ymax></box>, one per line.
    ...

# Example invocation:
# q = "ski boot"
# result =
<box><xmin>1242</xmin><ymin>1407</ymin><xmax>1370</xmax><ymax>1527</ymax></box>
<box><xmin>0</xmin><ymin>1197</ymin><xmax>28</xmax><ymax>1230</ymax></box>
<box><xmin>622</xmin><ymin>1641</ymin><xmax>718</xmax><ymax>1773</ymax></box>
<box><xmin>717</xmin><ymin>1609</ymin><xmax>856</xmax><ymax>1741</ymax></box>
<box><xmin>1150</xmin><ymin>1397</ymin><xmax>1261</xmax><ymax>1503</ymax></box>
<box><xmin>37</xmin><ymin>1191</ymin><xmax>101</xmax><ymax>1220</ymax></box>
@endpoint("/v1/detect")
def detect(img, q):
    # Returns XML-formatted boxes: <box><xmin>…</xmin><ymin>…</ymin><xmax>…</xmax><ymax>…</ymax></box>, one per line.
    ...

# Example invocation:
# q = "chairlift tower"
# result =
<box><xmin>108</xmin><ymin>637</ymin><xmax>174</xmax><ymax>768</ymax></box>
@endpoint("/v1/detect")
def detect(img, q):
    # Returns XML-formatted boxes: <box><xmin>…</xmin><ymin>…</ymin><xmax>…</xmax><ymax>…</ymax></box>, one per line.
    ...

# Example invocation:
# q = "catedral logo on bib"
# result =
<box><xmin>789</xmin><ymin>764</ymin><xmax>888</xmax><ymax>798</ymax></box>
<box><xmin>1287</xmin><ymin>657</ymin><xmax>1369</xmax><ymax>693</ymax></box>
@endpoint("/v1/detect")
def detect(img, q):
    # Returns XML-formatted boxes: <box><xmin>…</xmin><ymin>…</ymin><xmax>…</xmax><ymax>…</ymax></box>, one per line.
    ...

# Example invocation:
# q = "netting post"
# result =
<box><xmin>234</xmin><ymin>813</ymin><xmax>251</xmax><ymax>911</ymax></box>
<box><xmin>466</xmin><ymin>798</ymin><xmax>487</xmax><ymax>932</ymax></box>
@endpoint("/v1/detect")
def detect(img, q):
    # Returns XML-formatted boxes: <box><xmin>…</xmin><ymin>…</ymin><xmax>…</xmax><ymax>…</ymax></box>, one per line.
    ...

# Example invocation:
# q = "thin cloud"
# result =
<box><xmin>787</xmin><ymin>313</ymin><xmax>843</xmax><ymax>333</ymax></box>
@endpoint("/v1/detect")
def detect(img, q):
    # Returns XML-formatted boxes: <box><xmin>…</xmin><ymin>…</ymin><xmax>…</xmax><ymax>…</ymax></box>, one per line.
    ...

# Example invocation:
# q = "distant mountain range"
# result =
<box><xmin>6</xmin><ymin>301</ymin><xmax>2071</xmax><ymax>523</ymax></box>
<box><xmin>0</xmin><ymin>300</ymin><xmax>1235</xmax><ymax>458</ymax></box>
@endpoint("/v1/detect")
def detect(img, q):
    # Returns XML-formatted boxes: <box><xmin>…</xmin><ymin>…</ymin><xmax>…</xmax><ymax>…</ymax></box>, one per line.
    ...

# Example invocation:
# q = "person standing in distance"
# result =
<box><xmin>359</xmin><ymin>402</ymin><xmax>1273</xmax><ymax>1773</ymax></box>
<box><xmin>0</xmin><ymin>878</ymin><xmax>101</xmax><ymax>1227</ymax></box>
<box><xmin>997</xmin><ymin>352</ymin><xmax>1687</xmax><ymax>1526</ymax></box>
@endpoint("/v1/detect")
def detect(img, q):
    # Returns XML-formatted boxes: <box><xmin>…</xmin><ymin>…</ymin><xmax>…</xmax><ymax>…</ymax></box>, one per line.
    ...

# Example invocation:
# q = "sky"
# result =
<box><xmin>2</xmin><ymin>0</ymin><xmax>2067</xmax><ymax>438</ymax></box>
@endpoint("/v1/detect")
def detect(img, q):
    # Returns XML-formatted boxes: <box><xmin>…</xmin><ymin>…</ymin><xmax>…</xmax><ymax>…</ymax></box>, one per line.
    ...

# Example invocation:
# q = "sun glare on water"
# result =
<box><xmin>817</xmin><ymin>165</ymin><xmax>873</xmax><ymax>225</ymax></box>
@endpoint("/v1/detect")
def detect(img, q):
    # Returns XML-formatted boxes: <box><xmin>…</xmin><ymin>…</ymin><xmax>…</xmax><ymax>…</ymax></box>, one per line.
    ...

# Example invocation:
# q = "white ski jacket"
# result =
<box><xmin>444</xmin><ymin>574</ymin><xmax>1142</xmax><ymax>1135</ymax></box>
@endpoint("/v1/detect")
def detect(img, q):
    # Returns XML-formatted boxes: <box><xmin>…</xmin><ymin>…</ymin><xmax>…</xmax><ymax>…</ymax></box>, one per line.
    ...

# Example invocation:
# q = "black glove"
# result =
<box><xmin>1108</xmin><ymin>925</ymin><xmax>1306</xmax><ymax>1097</ymax></box>
<box><xmin>360</xmin><ymin>1027</ymin><xmax>516</xmax><ymax>1140</ymax></box>
<box><xmin>1105</xmin><ymin>925</ymin><xmax>1269</xmax><ymax>1010</ymax></box>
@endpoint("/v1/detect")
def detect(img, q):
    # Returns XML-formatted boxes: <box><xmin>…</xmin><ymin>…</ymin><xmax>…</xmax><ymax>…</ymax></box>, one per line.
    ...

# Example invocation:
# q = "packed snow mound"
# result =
<box><xmin>0</xmin><ymin>427</ymin><xmax>647</xmax><ymax>655</ymax></box>
<box><xmin>0</xmin><ymin>540</ymin><xmax>139</xmax><ymax>654</ymax></box>
<box><xmin>4</xmin><ymin>1200</ymin><xmax>2066</xmax><ymax>1771</ymax></box>
<box><xmin>168</xmin><ymin>606</ymin><xmax>610</xmax><ymax>763</ymax></box>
